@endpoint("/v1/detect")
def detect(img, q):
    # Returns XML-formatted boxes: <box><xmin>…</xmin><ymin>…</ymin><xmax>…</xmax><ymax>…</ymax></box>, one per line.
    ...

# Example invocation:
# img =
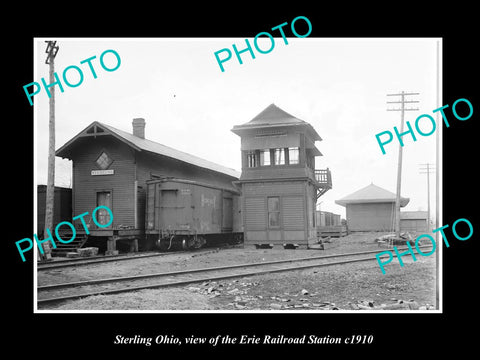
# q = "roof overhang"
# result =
<box><xmin>56</xmin><ymin>121</ymin><xmax>142</xmax><ymax>159</ymax></box>
<box><xmin>232</xmin><ymin>122</ymin><xmax>321</xmax><ymax>140</ymax></box>
<box><xmin>335</xmin><ymin>198</ymin><xmax>410</xmax><ymax>207</ymax></box>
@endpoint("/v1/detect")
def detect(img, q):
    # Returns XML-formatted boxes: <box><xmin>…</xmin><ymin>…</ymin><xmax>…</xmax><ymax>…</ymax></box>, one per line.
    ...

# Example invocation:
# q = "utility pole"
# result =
<box><xmin>387</xmin><ymin>91</ymin><xmax>419</xmax><ymax>239</ymax></box>
<box><xmin>435</xmin><ymin>40</ymin><xmax>441</xmax><ymax>310</ymax></box>
<box><xmin>419</xmin><ymin>163</ymin><xmax>435</xmax><ymax>233</ymax></box>
<box><xmin>41</xmin><ymin>41</ymin><xmax>59</xmax><ymax>262</ymax></box>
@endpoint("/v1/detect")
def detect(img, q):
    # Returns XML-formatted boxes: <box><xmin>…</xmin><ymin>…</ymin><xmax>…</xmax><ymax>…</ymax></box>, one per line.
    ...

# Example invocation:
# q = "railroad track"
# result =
<box><xmin>37</xmin><ymin>246</ymin><xmax>236</xmax><ymax>270</ymax></box>
<box><xmin>37</xmin><ymin>246</ymin><xmax>432</xmax><ymax>307</ymax></box>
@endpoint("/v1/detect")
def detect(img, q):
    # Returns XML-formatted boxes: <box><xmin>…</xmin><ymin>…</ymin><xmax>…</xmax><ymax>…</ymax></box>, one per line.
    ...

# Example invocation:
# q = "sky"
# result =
<box><xmin>34</xmin><ymin>37</ymin><xmax>441</xmax><ymax>221</ymax></box>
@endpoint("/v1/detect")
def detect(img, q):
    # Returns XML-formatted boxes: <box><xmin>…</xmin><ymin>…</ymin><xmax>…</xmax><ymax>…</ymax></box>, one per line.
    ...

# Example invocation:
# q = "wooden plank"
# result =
<box><xmin>283</xmin><ymin>196</ymin><xmax>304</xmax><ymax>229</ymax></box>
<box><xmin>245</xmin><ymin>197</ymin><xmax>266</xmax><ymax>229</ymax></box>
<box><xmin>317</xmin><ymin>225</ymin><xmax>348</xmax><ymax>237</ymax></box>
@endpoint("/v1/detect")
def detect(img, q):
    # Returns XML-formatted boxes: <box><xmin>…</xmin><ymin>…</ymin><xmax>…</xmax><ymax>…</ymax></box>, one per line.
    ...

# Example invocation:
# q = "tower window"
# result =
<box><xmin>288</xmin><ymin>147</ymin><xmax>299</xmax><ymax>164</ymax></box>
<box><xmin>273</xmin><ymin>148</ymin><xmax>285</xmax><ymax>165</ymax></box>
<box><xmin>260</xmin><ymin>149</ymin><xmax>271</xmax><ymax>166</ymax></box>
<box><xmin>247</xmin><ymin>150</ymin><xmax>259</xmax><ymax>168</ymax></box>
<box><xmin>268</xmin><ymin>196</ymin><xmax>280</xmax><ymax>228</ymax></box>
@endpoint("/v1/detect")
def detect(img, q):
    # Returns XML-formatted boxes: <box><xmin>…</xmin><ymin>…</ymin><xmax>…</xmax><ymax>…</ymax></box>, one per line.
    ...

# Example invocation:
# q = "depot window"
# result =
<box><xmin>95</xmin><ymin>151</ymin><xmax>113</xmax><ymax>170</ymax></box>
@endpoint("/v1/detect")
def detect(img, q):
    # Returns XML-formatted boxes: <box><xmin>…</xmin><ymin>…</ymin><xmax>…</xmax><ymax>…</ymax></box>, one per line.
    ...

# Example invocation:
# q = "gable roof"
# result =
<box><xmin>231</xmin><ymin>103</ymin><xmax>322</xmax><ymax>141</ymax></box>
<box><xmin>335</xmin><ymin>183</ymin><xmax>410</xmax><ymax>207</ymax></box>
<box><xmin>56</xmin><ymin>121</ymin><xmax>240</xmax><ymax>179</ymax></box>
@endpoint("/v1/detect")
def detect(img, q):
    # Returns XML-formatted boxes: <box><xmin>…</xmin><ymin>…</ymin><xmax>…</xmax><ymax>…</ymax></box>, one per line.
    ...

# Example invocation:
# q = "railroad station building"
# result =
<box><xmin>56</xmin><ymin>118</ymin><xmax>240</xmax><ymax>255</ymax></box>
<box><xmin>231</xmin><ymin>104</ymin><xmax>332</xmax><ymax>248</ymax></box>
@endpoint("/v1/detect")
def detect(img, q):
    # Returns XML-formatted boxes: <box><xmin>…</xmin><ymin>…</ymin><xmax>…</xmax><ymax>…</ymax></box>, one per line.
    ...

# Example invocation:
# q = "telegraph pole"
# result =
<box><xmin>419</xmin><ymin>163</ymin><xmax>435</xmax><ymax>233</ymax></box>
<box><xmin>387</xmin><ymin>91</ymin><xmax>419</xmax><ymax>239</ymax></box>
<box><xmin>41</xmin><ymin>41</ymin><xmax>59</xmax><ymax>262</ymax></box>
<box><xmin>435</xmin><ymin>40</ymin><xmax>441</xmax><ymax>310</ymax></box>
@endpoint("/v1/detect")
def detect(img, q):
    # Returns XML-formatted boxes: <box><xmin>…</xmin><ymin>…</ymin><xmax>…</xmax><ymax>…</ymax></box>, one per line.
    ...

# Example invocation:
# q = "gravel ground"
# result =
<box><xmin>38</xmin><ymin>232</ymin><xmax>438</xmax><ymax>311</ymax></box>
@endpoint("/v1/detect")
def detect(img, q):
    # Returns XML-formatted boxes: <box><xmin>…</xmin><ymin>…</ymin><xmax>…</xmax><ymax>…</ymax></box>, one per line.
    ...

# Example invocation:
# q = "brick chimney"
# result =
<box><xmin>132</xmin><ymin>118</ymin><xmax>146</xmax><ymax>139</ymax></box>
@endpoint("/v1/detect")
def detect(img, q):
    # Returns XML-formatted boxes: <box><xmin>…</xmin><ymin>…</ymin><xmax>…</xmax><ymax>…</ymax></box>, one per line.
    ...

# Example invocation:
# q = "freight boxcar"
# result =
<box><xmin>145</xmin><ymin>177</ymin><xmax>243</xmax><ymax>250</ymax></box>
<box><xmin>37</xmin><ymin>185</ymin><xmax>72</xmax><ymax>237</ymax></box>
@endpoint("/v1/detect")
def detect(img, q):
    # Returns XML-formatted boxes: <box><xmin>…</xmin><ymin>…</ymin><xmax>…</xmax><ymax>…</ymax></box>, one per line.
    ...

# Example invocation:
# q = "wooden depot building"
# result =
<box><xmin>231</xmin><ymin>104</ymin><xmax>332</xmax><ymax>249</ymax></box>
<box><xmin>56</xmin><ymin>118</ymin><xmax>239</xmax><ymax>255</ymax></box>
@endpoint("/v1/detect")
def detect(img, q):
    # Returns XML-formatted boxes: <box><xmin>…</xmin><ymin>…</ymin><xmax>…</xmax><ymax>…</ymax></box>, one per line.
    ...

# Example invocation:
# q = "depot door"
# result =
<box><xmin>96</xmin><ymin>191</ymin><xmax>112</xmax><ymax>227</ymax></box>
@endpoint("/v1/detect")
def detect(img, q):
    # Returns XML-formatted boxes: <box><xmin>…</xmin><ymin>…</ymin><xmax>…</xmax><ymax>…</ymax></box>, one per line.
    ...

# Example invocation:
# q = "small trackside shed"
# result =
<box><xmin>335</xmin><ymin>183</ymin><xmax>410</xmax><ymax>232</ymax></box>
<box><xmin>231</xmin><ymin>104</ymin><xmax>332</xmax><ymax>249</ymax></box>
<box><xmin>56</xmin><ymin>118</ymin><xmax>240</xmax><ymax>254</ymax></box>
<box><xmin>400</xmin><ymin>211</ymin><xmax>428</xmax><ymax>232</ymax></box>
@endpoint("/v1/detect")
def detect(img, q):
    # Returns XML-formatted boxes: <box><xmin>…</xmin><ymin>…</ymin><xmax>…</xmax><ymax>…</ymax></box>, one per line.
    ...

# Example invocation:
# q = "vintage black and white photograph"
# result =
<box><xmin>33</xmin><ymin>37</ymin><xmax>442</xmax><ymax>313</ymax></box>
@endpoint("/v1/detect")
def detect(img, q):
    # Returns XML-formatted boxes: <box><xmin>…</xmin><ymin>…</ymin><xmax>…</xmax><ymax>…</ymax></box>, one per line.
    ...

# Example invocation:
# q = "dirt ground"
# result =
<box><xmin>38</xmin><ymin>231</ymin><xmax>438</xmax><ymax>311</ymax></box>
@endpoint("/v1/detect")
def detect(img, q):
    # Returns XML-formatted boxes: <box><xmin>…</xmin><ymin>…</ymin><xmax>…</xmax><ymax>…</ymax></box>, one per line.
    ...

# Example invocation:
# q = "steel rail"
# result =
<box><xmin>37</xmin><ymin>246</ymin><xmax>432</xmax><ymax>306</ymax></box>
<box><xmin>37</xmin><ymin>252</ymin><xmax>168</xmax><ymax>270</ymax></box>
<box><xmin>38</xmin><ymin>246</ymin><xmax>422</xmax><ymax>290</ymax></box>
<box><xmin>37</xmin><ymin>247</ymin><xmax>230</xmax><ymax>270</ymax></box>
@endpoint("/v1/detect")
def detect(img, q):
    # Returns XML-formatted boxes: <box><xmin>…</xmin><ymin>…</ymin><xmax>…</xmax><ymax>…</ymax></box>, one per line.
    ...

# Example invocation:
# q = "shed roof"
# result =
<box><xmin>335</xmin><ymin>183</ymin><xmax>410</xmax><ymax>207</ymax></box>
<box><xmin>231</xmin><ymin>103</ymin><xmax>322</xmax><ymax>141</ymax></box>
<box><xmin>56</xmin><ymin>121</ymin><xmax>240</xmax><ymax>179</ymax></box>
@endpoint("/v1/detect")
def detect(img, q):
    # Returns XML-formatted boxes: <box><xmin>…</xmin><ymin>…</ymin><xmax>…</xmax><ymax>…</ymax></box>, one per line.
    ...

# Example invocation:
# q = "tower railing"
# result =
<box><xmin>315</xmin><ymin>168</ymin><xmax>332</xmax><ymax>189</ymax></box>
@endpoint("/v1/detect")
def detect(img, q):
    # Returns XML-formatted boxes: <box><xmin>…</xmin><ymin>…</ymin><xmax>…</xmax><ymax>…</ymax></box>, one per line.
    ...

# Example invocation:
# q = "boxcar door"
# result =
<box><xmin>160</xmin><ymin>189</ymin><xmax>179</xmax><ymax>230</ymax></box>
<box><xmin>222</xmin><ymin>197</ymin><xmax>233</xmax><ymax>231</ymax></box>
<box><xmin>96</xmin><ymin>191</ymin><xmax>112</xmax><ymax>228</ymax></box>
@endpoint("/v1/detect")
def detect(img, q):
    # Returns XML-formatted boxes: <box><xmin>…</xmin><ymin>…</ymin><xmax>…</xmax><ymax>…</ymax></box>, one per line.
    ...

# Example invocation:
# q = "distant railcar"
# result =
<box><xmin>145</xmin><ymin>177</ymin><xmax>243</xmax><ymax>250</ymax></box>
<box><xmin>37</xmin><ymin>185</ymin><xmax>72</xmax><ymax>236</ymax></box>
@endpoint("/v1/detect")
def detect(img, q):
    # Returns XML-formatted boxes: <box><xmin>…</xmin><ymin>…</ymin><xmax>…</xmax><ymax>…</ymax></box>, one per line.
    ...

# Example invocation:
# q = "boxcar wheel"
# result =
<box><xmin>181</xmin><ymin>237</ymin><xmax>189</xmax><ymax>250</ymax></box>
